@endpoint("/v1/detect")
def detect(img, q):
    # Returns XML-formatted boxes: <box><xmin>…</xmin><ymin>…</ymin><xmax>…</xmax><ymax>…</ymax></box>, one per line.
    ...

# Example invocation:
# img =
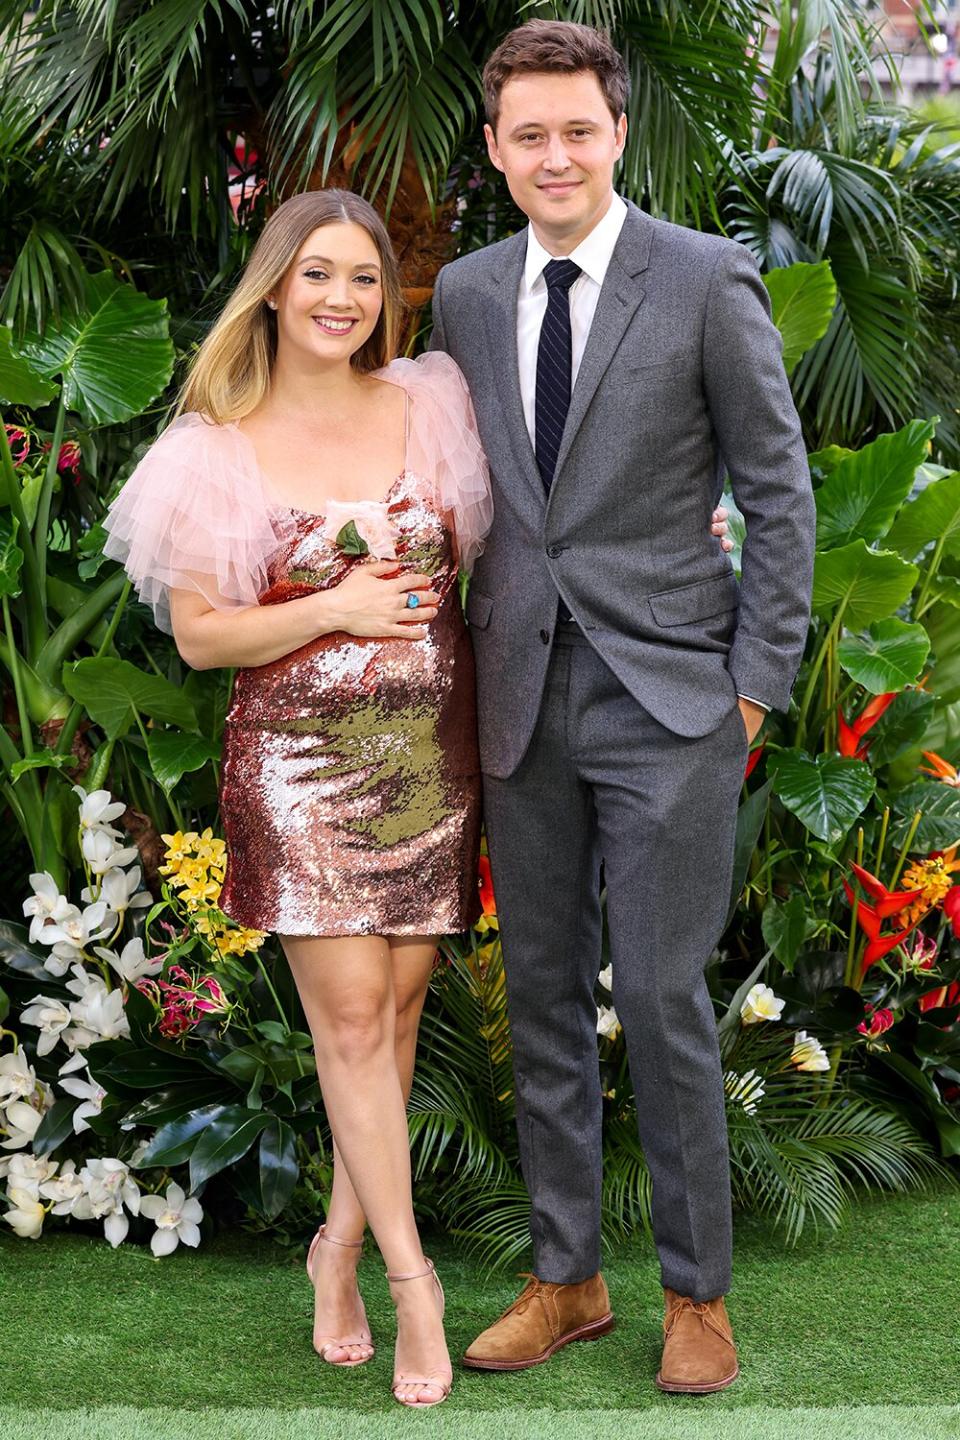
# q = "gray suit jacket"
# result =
<box><xmin>430</xmin><ymin>199</ymin><xmax>815</xmax><ymax>779</ymax></box>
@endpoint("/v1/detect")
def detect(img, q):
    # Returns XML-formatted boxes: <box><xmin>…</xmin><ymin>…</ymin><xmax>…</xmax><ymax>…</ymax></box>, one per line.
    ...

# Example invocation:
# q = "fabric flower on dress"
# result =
<box><xmin>791</xmin><ymin>1031</ymin><xmax>831</xmax><ymax>1072</ymax></box>
<box><xmin>323</xmin><ymin>499</ymin><xmax>398</xmax><ymax>560</ymax></box>
<box><xmin>139</xmin><ymin>1180</ymin><xmax>203</xmax><ymax>1257</ymax></box>
<box><xmin>740</xmin><ymin>982</ymin><xmax>785</xmax><ymax>1025</ymax></box>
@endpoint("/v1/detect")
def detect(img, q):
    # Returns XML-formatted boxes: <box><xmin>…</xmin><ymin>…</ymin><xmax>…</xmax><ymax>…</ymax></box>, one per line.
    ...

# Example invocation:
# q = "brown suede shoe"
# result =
<box><xmin>655</xmin><ymin>1287</ymin><xmax>739</xmax><ymax>1394</ymax></box>
<box><xmin>462</xmin><ymin>1272</ymin><xmax>614</xmax><ymax>1371</ymax></box>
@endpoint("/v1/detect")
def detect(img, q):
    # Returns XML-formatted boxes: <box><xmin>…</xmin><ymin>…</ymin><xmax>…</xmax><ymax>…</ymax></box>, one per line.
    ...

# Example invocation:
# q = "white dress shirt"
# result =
<box><xmin>516</xmin><ymin>192</ymin><xmax>768</xmax><ymax>713</ymax></box>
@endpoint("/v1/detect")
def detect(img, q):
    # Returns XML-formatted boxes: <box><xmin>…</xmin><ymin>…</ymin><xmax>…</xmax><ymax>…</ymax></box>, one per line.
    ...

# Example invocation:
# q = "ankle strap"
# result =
<box><xmin>317</xmin><ymin>1224</ymin><xmax>364</xmax><ymax>1251</ymax></box>
<box><xmin>386</xmin><ymin>1258</ymin><xmax>434</xmax><ymax>1282</ymax></box>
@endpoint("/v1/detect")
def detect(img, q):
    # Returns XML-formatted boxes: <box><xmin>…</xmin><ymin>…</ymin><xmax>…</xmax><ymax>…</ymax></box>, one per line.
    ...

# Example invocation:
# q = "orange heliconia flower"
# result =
<box><xmin>837</xmin><ymin>692</ymin><xmax>898</xmax><ymax>759</ymax></box>
<box><xmin>919</xmin><ymin>751</ymin><xmax>960</xmax><ymax>787</ymax></box>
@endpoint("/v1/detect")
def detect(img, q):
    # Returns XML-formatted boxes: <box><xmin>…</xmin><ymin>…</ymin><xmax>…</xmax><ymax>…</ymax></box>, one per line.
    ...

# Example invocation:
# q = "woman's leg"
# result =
<box><xmin>281</xmin><ymin>933</ymin><xmax>447</xmax><ymax>1399</ymax></box>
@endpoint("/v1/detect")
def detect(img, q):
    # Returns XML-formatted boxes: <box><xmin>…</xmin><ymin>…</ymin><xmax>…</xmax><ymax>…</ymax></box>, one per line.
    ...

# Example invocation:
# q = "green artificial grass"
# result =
<box><xmin>2</xmin><ymin>1184</ymin><xmax>959</xmax><ymax>1425</ymax></box>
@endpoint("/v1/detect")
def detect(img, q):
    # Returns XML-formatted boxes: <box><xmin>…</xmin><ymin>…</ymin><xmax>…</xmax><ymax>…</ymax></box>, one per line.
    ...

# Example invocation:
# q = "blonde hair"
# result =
<box><xmin>178</xmin><ymin>190</ymin><xmax>404</xmax><ymax>423</ymax></box>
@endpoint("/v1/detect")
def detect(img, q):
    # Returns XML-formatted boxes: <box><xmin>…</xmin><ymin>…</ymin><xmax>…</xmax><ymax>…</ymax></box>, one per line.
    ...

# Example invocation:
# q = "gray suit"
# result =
<box><xmin>430</xmin><ymin>200</ymin><xmax>814</xmax><ymax>1299</ymax></box>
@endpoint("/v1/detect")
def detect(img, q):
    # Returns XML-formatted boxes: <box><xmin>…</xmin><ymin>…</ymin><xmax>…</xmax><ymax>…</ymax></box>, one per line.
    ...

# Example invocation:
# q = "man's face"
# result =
<box><xmin>485</xmin><ymin>70</ymin><xmax>627</xmax><ymax>251</ymax></box>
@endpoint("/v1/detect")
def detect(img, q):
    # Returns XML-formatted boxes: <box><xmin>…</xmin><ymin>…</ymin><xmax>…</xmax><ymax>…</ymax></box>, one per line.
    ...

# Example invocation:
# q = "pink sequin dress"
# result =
<box><xmin>102</xmin><ymin>353</ymin><xmax>493</xmax><ymax>937</ymax></box>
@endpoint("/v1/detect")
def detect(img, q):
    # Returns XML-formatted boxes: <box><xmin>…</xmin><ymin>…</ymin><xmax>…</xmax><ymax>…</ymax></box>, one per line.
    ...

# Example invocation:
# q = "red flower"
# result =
<box><xmin>745</xmin><ymin>738</ymin><xmax>766</xmax><ymax>779</ymax></box>
<box><xmin>943</xmin><ymin>886</ymin><xmax>960</xmax><ymax>938</ymax></box>
<box><xmin>843</xmin><ymin>861</ymin><xmax>923</xmax><ymax>974</ymax></box>
<box><xmin>838</xmin><ymin>691</ymin><xmax>897</xmax><ymax>759</ymax></box>
<box><xmin>57</xmin><ymin>440</ymin><xmax>82</xmax><ymax>479</ymax></box>
<box><xmin>4</xmin><ymin>425</ymin><xmax>29</xmax><ymax>465</ymax></box>
<box><xmin>919</xmin><ymin>982</ymin><xmax>960</xmax><ymax>1014</ymax></box>
<box><xmin>858</xmin><ymin>1005</ymin><xmax>895</xmax><ymax>1038</ymax></box>
<box><xmin>477</xmin><ymin>855</ymin><xmax>496</xmax><ymax>916</ymax></box>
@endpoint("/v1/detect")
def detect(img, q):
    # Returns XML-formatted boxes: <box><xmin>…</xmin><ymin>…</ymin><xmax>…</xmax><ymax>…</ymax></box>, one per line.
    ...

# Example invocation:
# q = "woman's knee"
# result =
<box><xmin>317</xmin><ymin>991</ymin><xmax>394</xmax><ymax>1067</ymax></box>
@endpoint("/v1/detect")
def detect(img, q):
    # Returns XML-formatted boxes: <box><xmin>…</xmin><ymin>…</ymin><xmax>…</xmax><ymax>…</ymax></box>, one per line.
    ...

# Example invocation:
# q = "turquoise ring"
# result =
<box><xmin>406</xmin><ymin>593</ymin><xmax>421</xmax><ymax>609</ymax></box>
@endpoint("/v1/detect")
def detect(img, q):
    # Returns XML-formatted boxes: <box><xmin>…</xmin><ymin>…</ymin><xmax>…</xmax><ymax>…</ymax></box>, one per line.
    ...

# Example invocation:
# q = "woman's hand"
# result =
<box><xmin>325</xmin><ymin>561</ymin><xmax>440</xmax><ymax>640</ymax></box>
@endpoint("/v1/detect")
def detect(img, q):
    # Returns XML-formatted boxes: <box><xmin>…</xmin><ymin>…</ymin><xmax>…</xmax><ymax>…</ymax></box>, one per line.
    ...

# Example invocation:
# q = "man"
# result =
<box><xmin>430</xmin><ymin>20</ymin><xmax>815</xmax><ymax>1393</ymax></box>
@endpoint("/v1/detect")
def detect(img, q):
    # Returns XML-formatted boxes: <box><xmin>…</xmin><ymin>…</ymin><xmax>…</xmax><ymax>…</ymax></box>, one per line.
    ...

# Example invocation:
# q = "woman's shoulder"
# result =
<box><xmin>375</xmin><ymin>352</ymin><xmax>469</xmax><ymax>400</ymax></box>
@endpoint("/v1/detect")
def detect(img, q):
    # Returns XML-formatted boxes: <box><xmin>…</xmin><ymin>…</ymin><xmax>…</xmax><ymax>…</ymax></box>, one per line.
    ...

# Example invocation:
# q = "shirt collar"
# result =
<box><xmin>523</xmin><ymin>192</ymin><xmax>628</xmax><ymax>293</ymax></box>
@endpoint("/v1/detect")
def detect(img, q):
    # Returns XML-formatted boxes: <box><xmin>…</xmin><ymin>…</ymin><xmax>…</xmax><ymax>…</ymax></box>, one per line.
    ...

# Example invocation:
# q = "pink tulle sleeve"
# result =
<box><xmin>101</xmin><ymin>412</ymin><xmax>292</xmax><ymax>635</ymax></box>
<box><xmin>380</xmin><ymin>352</ymin><xmax>493</xmax><ymax>572</ymax></box>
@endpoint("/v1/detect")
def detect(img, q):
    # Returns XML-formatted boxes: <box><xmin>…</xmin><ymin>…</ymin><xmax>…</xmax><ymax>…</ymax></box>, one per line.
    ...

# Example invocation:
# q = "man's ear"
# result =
<box><xmin>614</xmin><ymin>112</ymin><xmax>628</xmax><ymax>162</ymax></box>
<box><xmin>484</xmin><ymin>122</ymin><xmax>505</xmax><ymax>174</ymax></box>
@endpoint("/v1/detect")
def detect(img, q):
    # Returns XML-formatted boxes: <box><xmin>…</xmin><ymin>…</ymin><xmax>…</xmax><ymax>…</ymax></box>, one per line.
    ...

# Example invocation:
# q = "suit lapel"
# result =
<box><xmin>549</xmin><ymin>204</ymin><xmax>653</xmax><ymax>491</ymax></box>
<box><xmin>480</xmin><ymin>230</ymin><xmax>545</xmax><ymax>508</ymax></box>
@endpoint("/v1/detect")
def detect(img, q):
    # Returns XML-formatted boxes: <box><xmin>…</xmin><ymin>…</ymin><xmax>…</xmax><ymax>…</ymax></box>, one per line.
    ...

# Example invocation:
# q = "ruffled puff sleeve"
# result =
<box><xmin>101</xmin><ymin>412</ymin><xmax>293</xmax><ymax>636</ymax></box>
<box><xmin>383</xmin><ymin>351</ymin><xmax>493</xmax><ymax>573</ymax></box>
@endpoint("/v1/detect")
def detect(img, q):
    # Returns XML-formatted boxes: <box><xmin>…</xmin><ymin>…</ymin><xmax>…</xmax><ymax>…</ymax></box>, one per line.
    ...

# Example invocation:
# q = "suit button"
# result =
<box><xmin>546</xmin><ymin>544</ymin><xmax>564</xmax><ymax>559</ymax></box>
<box><xmin>539</xmin><ymin>628</ymin><xmax>550</xmax><ymax>644</ymax></box>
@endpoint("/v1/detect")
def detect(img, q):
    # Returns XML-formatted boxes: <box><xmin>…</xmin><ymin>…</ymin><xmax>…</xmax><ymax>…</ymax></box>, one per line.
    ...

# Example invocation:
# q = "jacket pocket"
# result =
<box><xmin>465</xmin><ymin>586</ymin><xmax>493</xmax><ymax>629</ymax></box>
<box><xmin>647</xmin><ymin>571</ymin><xmax>740</xmax><ymax>627</ymax></box>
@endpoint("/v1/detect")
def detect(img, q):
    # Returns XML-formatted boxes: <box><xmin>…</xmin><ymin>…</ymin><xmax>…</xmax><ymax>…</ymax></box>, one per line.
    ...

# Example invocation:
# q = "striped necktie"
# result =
<box><xmin>535</xmin><ymin>257</ymin><xmax>582</xmax><ymax>492</ymax></box>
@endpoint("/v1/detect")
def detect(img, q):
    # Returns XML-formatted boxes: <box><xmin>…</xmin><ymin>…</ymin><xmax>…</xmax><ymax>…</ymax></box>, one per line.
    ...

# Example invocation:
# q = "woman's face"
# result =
<box><xmin>269</xmin><ymin>222</ymin><xmax>384</xmax><ymax>367</ymax></box>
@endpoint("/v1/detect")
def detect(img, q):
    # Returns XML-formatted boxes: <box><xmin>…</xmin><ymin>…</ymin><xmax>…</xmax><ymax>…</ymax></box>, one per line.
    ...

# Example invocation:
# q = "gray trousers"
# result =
<box><xmin>482</xmin><ymin>626</ymin><xmax>748</xmax><ymax>1301</ymax></box>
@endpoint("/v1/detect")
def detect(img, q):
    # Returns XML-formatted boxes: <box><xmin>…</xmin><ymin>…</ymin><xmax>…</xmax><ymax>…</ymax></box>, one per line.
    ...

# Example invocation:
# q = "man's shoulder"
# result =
<box><xmin>638</xmin><ymin>209</ymin><xmax>755</xmax><ymax>276</ymax></box>
<box><xmin>439</xmin><ymin>231</ymin><xmax>524</xmax><ymax>289</ymax></box>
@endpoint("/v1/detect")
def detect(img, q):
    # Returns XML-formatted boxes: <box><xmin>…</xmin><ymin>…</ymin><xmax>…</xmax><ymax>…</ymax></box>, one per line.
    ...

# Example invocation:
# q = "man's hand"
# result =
<box><xmin>737</xmin><ymin>696</ymin><xmax>766</xmax><ymax>746</ymax></box>
<box><xmin>712</xmin><ymin>505</ymin><xmax>734</xmax><ymax>552</ymax></box>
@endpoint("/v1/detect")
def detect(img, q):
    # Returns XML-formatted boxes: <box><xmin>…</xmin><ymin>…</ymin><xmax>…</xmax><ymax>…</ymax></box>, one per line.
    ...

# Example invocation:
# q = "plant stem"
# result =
<box><xmin>874</xmin><ymin>806</ymin><xmax>890</xmax><ymax>878</ymax></box>
<box><xmin>0</xmin><ymin>415</ymin><xmax>43</xmax><ymax>654</ymax></box>
<box><xmin>34</xmin><ymin>395</ymin><xmax>66</xmax><ymax>621</ymax></box>
<box><xmin>913</xmin><ymin>533</ymin><xmax>947</xmax><ymax>619</ymax></box>
<box><xmin>796</xmin><ymin>607</ymin><xmax>845</xmax><ymax>751</ymax></box>
<box><xmin>889</xmin><ymin>809</ymin><xmax>922</xmax><ymax>891</ymax></box>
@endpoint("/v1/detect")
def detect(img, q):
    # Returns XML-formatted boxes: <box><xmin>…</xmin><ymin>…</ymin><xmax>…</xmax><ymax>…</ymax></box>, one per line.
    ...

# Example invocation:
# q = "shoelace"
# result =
<box><xmin>664</xmin><ymin>1296</ymin><xmax>733</xmax><ymax>1346</ymax></box>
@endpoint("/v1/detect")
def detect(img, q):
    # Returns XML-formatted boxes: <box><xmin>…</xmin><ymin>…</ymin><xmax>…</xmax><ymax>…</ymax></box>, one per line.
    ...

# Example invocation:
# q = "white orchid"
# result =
<box><xmin>0</xmin><ymin>1048</ymin><xmax>39</xmax><ymax>1106</ymax></box>
<box><xmin>1</xmin><ymin>1098</ymin><xmax>47</xmax><ymax>1150</ymax></box>
<box><xmin>740</xmin><ymin>982</ymin><xmax>785</xmax><ymax>1025</ymax></box>
<box><xmin>75</xmin><ymin>1157</ymin><xmax>141</xmax><ymax>1246</ymax></box>
<box><xmin>82</xmin><ymin>865</ymin><xmax>151</xmax><ymax>914</ymax></box>
<box><xmin>18</xmin><ymin>994</ymin><xmax>73</xmax><ymax>1056</ymax></box>
<box><xmin>94</xmin><ymin>936</ymin><xmax>162</xmax><ymax>984</ymax></box>
<box><xmin>1</xmin><ymin>1185</ymin><xmax>46</xmax><ymax>1239</ymax></box>
<box><xmin>39</xmin><ymin>1159</ymin><xmax>88</xmax><ymax>1215</ymax></box>
<box><xmin>81</xmin><ymin>828</ymin><xmax>139</xmax><ymax>877</ymax></box>
<box><xmin>724</xmin><ymin>1068</ymin><xmax>766</xmax><ymax>1114</ymax></box>
<box><xmin>36</xmin><ymin>898</ymin><xmax>115</xmax><ymax>961</ymax></box>
<box><xmin>57</xmin><ymin>1064</ymin><xmax>107</xmax><ymax>1133</ymax></box>
<box><xmin>22</xmin><ymin>872</ymin><xmax>66</xmax><ymax>943</ymax></box>
<box><xmin>4</xmin><ymin>1151</ymin><xmax>58</xmax><ymax>1199</ymax></box>
<box><xmin>63</xmin><ymin>968</ymin><xmax>130</xmax><ymax>1047</ymax></box>
<box><xmin>139</xmin><ymin>1180</ymin><xmax>203</xmax><ymax>1257</ymax></box>
<box><xmin>791</xmin><ymin>1031</ymin><xmax>831</xmax><ymax>1073</ymax></box>
<box><xmin>72</xmin><ymin>785</ymin><xmax>126</xmax><ymax>837</ymax></box>
<box><xmin>598</xmin><ymin>964</ymin><xmax>613</xmax><ymax>992</ymax></box>
<box><xmin>596</xmin><ymin>1003</ymin><xmax>621</xmax><ymax>1039</ymax></box>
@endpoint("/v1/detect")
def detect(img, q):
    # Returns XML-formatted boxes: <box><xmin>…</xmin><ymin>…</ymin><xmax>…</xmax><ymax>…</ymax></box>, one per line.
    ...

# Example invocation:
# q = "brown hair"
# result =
<box><xmin>178</xmin><ymin>190</ymin><xmax>404</xmax><ymax>423</ymax></box>
<box><xmin>482</xmin><ymin>20</ymin><xmax>630</xmax><ymax>133</ymax></box>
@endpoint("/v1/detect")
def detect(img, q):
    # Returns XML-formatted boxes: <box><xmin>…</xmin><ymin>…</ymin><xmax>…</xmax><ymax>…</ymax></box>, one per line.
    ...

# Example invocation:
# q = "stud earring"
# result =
<box><xmin>266</xmin><ymin>298</ymin><xmax>277</xmax><ymax>310</ymax></box>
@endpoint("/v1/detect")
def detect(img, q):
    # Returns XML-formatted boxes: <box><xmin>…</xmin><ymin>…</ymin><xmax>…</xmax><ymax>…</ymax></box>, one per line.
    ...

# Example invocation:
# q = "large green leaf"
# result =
<box><xmin>17</xmin><ymin>272</ymin><xmax>174</xmax><ymax>425</ymax></box>
<box><xmin>725</xmin><ymin>778</ymin><xmax>772</xmax><ymax>930</ymax></box>
<box><xmin>768</xmin><ymin>748</ymin><xmax>876</xmax><ymax>843</ymax></box>
<box><xmin>62</xmin><ymin>656</ymin><xmax>196</xmax><ymax>739</ymax></box>
<box><xmin>146</xmin><ymin>730</ymin><xmax>220</xmax><ymax>793</ymax></box>
<box><xmin>761</xmin><ymin>892</ymin><xmax>816</xmax><ymax>971</ymax></box>
<box><xmin>837</xmin><ymin>618</ymin><xmax>930</xmax><ymax>693</ymax></box>
<box><xmin>812</xmin><ymin>541</ymin><xmax>918</xmax><ymax>628</ymax></box>
<box><xmin>188</xmin><ymin>1105</ymin><xmax>273</xmax><ymax>1190</ymax></box>
<box><xmin>0</xmin><ymin>512</ymin><xmax>23</xmax><ymax>599</ymax></box>
<box><xmin>258</xmin><ymin>1115</ymin><xmax>299</xmax><ymax>1221</ymax></box>
<box><xmin>889</xmin><ymin>781</ymin><xmax>960</xmax><ymax>851</ymax></box>
<box><xmin>886</xmin><ymin>470</ymin><xmax>960</xmax><ymax>562</ymax></box>
<box><xmin>136</xmin><ymin>1103</ymin><xmax>230</xmax><ymax>1167</ymax></box>
<box><xmin>0</xmin><ymin>328</ymin><xmax>57</xmax><ymax>407</ymax></box>
<box><xmin>814</xmin><ymin>419</ymin><xmax>936</xmax><ymax>551</ymax></box>
<box><xmin>764</xmin><ymin>260</ymin><xmax>836</xmax><ymax>374</ymax></box>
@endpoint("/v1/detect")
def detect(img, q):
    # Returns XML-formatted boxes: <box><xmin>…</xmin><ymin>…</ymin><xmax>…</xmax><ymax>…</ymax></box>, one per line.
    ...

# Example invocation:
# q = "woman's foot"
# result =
<box><xmin>306</xmin><ymin>1225</ymin><xmax>374</xmax><ymax>1366</ymax></box>
<box><xmin>388</xmin><ymin>1260</ymin><xmax>452</xmax><ymax>1407</ymax></box>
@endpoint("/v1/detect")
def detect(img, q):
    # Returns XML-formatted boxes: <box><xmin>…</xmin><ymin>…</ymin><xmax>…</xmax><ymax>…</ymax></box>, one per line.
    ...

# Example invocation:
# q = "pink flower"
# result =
<box><xmin>5</xmin><ymin>426</ymin><xmax>29</xmax><ymax>465</ymax></box>
<box><xmin>193</xmin><ymin>976</ymin><xmax>229</xmax><ymax>1013</ymax></box>
<box><xmin>323</xmin><ymin>499</ymin><xmax>398</xmax><ymax>560</ymax></box>
<box><xmin>57</xmin><ymin>440</ymin><xmax>82</xmax><ymax>479</ymax></box>
<box><xmin>858</xmin><ymin>1006</ymin><xmax>895</xmax><ymax>1038</ymax></box>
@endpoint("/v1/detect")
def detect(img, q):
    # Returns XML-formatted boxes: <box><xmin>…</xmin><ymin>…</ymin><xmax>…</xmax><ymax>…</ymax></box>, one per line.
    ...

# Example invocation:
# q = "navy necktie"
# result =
<box><xmin>535</xmin><ymin>258</ymin><xmax>582</xmax><ymax>492</ymax></box>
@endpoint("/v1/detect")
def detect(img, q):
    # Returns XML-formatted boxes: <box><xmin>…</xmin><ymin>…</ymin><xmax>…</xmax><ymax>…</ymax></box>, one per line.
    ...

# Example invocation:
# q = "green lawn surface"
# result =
<box><xmin>3</xmin><ymin>1184</ymin><xmax>958</xmax><ymax>1432</ymax></box>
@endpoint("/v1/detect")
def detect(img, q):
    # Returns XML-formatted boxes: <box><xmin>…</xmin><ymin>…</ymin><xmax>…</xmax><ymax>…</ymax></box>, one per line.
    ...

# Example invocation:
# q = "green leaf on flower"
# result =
<box><xmin>812</xmin><ymin>540</ymin><xmax>918</xmax><ymax>629</ymax></box>
<box><xmin>146</xmin><ymin>729</ymin><xmax>220</xmax><ymax>793</ymax></box>
<box><xmin>814</xmin><ymin>418</ymin><xmax>937</xmax><ymax>551</ymax></box>
<box><xmin>188</xmin><ymin>1105</ymin><xmax>273</xmax><ymax>1190</ymax></box>
<box><xmin>0</xmin><ymin>327</ymin><xmax>56</xmax><ymax>407</ymax></box>
<box><xmin>837</xmin><ymin>617</ymin><xmax>930</xmax><ymax>693</ymax></box>
<box><xmin>889</xmin><ymin>780</ymin><xmax>960</xmax><ymax>852</ymax></box>
<box><xmin>768</xmin><ymin>748</ymin><xmax>876</xmax><ymax>843</ymax></box>
<box><xmin>761</xmin><ymin>892</ymin><xmax>816</xmax><ymax>971</ymax></box>
<box><xmin>335</xmin><ymin>519</ymin><xmax>369</xmax><ymax>556</ymax></box>
<box><xmin>17</xmin><ymin>272</ymin><xmax>174</xmax><ymax>426</ymax></box>
<box><xmin>62</xmin><ymin>655</ymin><xmax>197</xmax><ymax>739</ymax></box>
<box><xmin>886</xmin><ymin>470</ymin><xmax>960</xmax><ymax>562</ymax></box>
<box><xmin>764</xmin><ymin>260</ymin><xmax>836</xmax><ymax>374</ymax></box>
<box><xmin>0</xmin><ymin>510</ymin><xmax>23</xmax><ymax>599</ymax></box>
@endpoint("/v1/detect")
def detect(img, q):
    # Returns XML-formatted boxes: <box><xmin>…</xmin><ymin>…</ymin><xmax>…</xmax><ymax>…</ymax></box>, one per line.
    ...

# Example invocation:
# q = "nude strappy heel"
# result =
<box><xmin>385</xmin><ymin>1258</ymin><xmax>452</xmax><ymax>1407</ymax></box>
<box><xmin>305</xmin><ymin>1224</ymin><xmax>374</xmax><ymax>1366</ymax></box>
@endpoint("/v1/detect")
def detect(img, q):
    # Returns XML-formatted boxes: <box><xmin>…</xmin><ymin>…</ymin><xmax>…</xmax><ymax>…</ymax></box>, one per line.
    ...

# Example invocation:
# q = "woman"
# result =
<box><xmin>103</xmin><ymin>189</ymin><xmax>491</xmax><ymax>1408</ymax></box>
<box><xmin>102</xmin><ymin>187</ymin><xmax>733</xmax><ymax>1408</ymax></box>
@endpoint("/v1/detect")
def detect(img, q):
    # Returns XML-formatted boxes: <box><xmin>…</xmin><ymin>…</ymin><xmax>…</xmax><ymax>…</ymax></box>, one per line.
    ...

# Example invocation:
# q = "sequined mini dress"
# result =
<box><xmin>102</xmin><ymin>352</ymin><xmax>493</xmax><ymax>938</ymax></box>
